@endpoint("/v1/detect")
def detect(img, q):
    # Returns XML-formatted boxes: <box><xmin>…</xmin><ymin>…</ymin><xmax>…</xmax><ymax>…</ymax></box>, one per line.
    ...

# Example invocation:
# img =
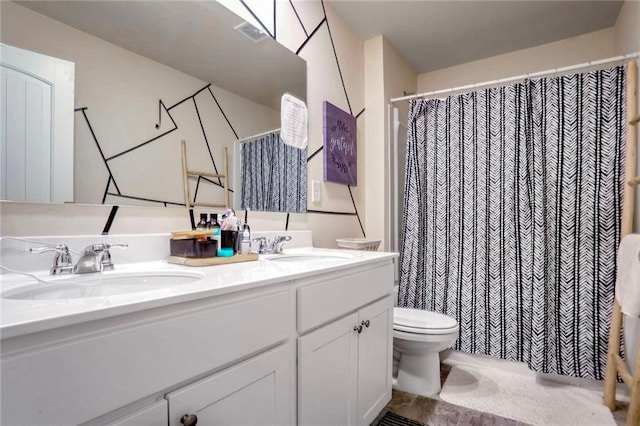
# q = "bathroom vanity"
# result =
<box><xmin>0</xmin><ymin>235</ymin><xmax>396</xmax><ymax>425</ymax></box>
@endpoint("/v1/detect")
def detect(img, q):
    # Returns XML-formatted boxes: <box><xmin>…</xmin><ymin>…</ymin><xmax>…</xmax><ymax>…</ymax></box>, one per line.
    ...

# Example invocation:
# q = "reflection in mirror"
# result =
<box><xmin>235</xmin><ymin>130</ymin><xmax>307</xmax><ymax>213</ymax></box>
<box><xmin>0</xmin><ymin>0</ymin><xmax>306</xmax><ymax>209</ymax></box>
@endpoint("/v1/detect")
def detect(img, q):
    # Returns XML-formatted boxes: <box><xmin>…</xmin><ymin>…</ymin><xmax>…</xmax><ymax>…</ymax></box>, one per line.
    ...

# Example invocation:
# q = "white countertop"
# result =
<box><xmin>0</xmin><ymin>247</ymin><xmax>397</xmax><ymax>339</ymax></box>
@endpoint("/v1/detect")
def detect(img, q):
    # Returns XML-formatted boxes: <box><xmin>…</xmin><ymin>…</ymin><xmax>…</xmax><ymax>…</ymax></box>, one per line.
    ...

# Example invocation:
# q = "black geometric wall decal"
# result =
<box><xmin>76</xmin><ymin>0</ymin><xmax>368</xmax><ymax>238</ymax></box>
<box><xmin>307</xmin><ymin>146</ymin><xmax>323</xmax><ymax>162</ymax></box>
<box><xmin>102</xmin><ymin>205</ymin><xmax>119</xmax><ymax>235</ymax></box>
<box><xmin>192</xmin><ymin>97</ymin><xmax>222</xmax><ymax>186</ymax></box>
<box><xmin>76</xmin><ymin>107</ymin><xmax>121</xmax><ymax>196</ymax></box>
<box><xmin>347</xmin><ymin>185</ymin><xmax>365</xmax><ymax>237</ymax></box>
<box><xmin>75</xmin><ymin>81</ymin><xmax>236</xmax><ymax>208</ymax></box>
<box><xmin>296</xmin><ymin>17</ymin><xmax>326</xmax><ymax>56</ymax></box>
<box><xmin>289</xmin><ymin>0</ymin><xmax>308</xmax><ymax>37</ymax></box>
<box><xmin>208</xmin><ymin>86</ymin><xmax>239</xmax><ymax>140</ymax></box>
<box><xmin>239</xmin><ymin>0</ymin><xmax>274</xmax><ymax>39</ymax></box>
<box><xmin>106</xmin><ymin>102</ymin><xmax>177</xmax><ymax>162</ymax></box>
<box><xmin>320</xmin><ymin>0</ymin><xmax>352</xmax><ymax>116</ymax></box>
<box><xmin>307</xmin><ymin>210</ymin><xmax>357</xmax><ymax>216</ymax></box>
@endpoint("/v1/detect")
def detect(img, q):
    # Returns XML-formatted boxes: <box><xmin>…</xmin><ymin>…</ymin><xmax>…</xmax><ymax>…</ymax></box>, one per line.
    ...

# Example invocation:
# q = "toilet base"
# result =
<box><xmin>393</xmin><ymin>351</ymin><xmax>442</xmax><ymax>397</ymax></box>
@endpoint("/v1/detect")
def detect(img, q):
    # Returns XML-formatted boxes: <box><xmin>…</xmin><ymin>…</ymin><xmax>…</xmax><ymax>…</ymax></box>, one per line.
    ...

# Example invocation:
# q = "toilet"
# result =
<box><xmin>393</xmin><ymin>307</ymin><xmax>459</xmax><ymax>397</ymax></box>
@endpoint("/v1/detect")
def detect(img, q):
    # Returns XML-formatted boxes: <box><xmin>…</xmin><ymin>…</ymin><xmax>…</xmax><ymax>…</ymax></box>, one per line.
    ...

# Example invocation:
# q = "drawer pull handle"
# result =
<box><xmin>354</xmin><ymin>324</ymin><xmax>363</xmax><ymax>334</ymax></box>
<box><xmin>181</xmin><ymin>414</ymin><xmax>198</xmax><ymax>426</ymax></box>
<box><xmin>362</xmin><ymin>320</ymin><xmax>370</xmax><ymax>328</ymax></box>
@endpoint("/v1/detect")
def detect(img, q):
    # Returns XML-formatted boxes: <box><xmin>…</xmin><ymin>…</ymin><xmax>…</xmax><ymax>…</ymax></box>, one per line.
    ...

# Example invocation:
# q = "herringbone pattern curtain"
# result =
<box><xmin>240</xmin><ymin>132</ymin><xmax>307</xmax><ymax>213</ymax></box>
<box><xmin>398</xmin><ymin>66</ymin><xmax>627</xmax><ymax>379</ymax></box>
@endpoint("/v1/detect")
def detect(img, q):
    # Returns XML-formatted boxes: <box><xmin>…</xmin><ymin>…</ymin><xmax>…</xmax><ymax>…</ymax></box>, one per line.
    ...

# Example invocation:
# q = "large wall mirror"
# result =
<box><xmin>0</xmin><ymin>0</ymin><xmax>306</xmax><ymax>212</ymax></box>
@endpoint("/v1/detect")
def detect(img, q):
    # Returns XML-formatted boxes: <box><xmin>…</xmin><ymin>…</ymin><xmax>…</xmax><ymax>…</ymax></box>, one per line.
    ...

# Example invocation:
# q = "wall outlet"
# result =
<box><xmin>312</xmin><ymin>180</ymin><xmax>321</xmax><ymax>202</ymax></box>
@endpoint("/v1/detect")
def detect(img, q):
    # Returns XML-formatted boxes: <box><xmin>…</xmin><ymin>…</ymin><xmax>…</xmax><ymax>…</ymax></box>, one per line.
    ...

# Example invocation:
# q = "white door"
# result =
<box><xmin>298</xmin><ymin>312</ymin><xmax>359</xmax><ymax>426</ymax></box>
<box><xmin>0</xmin><ymin>43</ymin><xmax>74</xmax><ymax>202</ymax></box>
<box><xmin>356</xmin><ymin>296</ymin><xmax>394</xmax><ymax>426</ymax></box>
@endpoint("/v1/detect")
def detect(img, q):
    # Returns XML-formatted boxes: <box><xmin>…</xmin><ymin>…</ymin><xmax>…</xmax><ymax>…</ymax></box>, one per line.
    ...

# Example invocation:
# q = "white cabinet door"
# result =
<box><xmin>357</xmin><ymin>295</ymin><xmax>393</xmax><ymax>426</ymax></box>
<box><xmin>166</xmin><ymin>345</ymin><xmax>290</xmax><ymax>426</ymax></box>
<box><xmin>298</xmin><ymin>312</ymin><xmax>359</xmax><ymax>426</ymax></box>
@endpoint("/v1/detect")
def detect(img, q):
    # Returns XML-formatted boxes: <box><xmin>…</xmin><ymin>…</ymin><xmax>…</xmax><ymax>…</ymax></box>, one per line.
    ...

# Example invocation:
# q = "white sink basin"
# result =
<box><xmin>264</xmin><ymin>252</ymin><xmax>354</xmax><ymax>263</ymax></box>
<box><xmin>2</xmin><ymin>271</ymin><xmax>204</xmax><ymax>300</ymax></box>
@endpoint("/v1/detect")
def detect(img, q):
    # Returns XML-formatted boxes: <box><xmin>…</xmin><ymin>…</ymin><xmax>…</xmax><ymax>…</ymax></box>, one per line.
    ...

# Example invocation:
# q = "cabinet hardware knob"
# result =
<box><xmin>354</xmin><ymin>324</ymin><xmax>363</xmax><ymax>334</ymax></box>
<box><xmin>181</xmin><ymin>414</ymin><xmax>198</xmax><ymax>426</ymax></box>
<box><xmin>362</xmin><ymin>320</ymin><xmax>370</xmax><ymax>328</ymax></box>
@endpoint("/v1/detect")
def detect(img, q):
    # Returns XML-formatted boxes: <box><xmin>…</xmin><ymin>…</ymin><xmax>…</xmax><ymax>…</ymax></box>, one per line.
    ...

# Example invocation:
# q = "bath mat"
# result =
<box><xmin>374</xmin><ymin>411</ymin><xmax>424</xmax><ymax>426</ymax></box>
<box><xmin>439</xmin><ymin>365</ymin><xmax>615</xmax><ymax>425</ymax></box>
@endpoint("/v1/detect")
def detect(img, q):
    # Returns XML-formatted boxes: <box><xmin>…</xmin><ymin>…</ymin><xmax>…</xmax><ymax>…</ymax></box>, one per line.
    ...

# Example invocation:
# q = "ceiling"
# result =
<box><xmin>328</xmin><ymin>0</ymin><xmax>624</xmax><ymax>74</ymax></box>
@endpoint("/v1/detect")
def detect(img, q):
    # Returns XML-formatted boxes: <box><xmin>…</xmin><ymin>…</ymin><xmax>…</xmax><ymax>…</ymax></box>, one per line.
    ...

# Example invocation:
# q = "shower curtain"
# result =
<box><xmin>399</xmin><ymin>66</ymin><xmax>627</xmax><ymax>379</ymax></box>
<box><xmin>240</xmin><ymin>132</ymin><xmax>307</xmax><ymax>213</ymax></box>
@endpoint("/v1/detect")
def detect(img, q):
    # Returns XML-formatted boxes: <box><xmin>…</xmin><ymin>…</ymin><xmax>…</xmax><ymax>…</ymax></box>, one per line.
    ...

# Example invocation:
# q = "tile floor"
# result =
<box><xmin>374</xmin><ymin>364</ymin><xmax>630</xmax><ymax>426</ymax></box>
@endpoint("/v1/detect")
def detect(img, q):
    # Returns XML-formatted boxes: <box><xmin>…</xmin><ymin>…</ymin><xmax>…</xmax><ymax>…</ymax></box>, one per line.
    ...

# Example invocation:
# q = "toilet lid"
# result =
<box><xmin>394</xmin><ymin>307</ymin><xmax>457</xmax><ymax>330</ymax></box>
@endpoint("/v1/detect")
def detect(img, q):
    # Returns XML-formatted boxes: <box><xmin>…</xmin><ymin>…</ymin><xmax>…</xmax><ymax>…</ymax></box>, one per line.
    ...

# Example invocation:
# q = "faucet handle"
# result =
<box><xmin>252</xmin><ymin>237</ymin><xmax>268</xmax><ymax>254</ymax></box>
<box><xmin>271</xmin><ymin>235</ymin><xmax>292</xmax><ymax>254</ymax></box>
<box><xmin>29</xmin><ymin>244</ymin><xmax>73</xmax><ymax>275</ymax></box>
<box><xmin>99</xmin><ymin>243</ymin><xmax>128</xmax><ymax>271</ymax></box>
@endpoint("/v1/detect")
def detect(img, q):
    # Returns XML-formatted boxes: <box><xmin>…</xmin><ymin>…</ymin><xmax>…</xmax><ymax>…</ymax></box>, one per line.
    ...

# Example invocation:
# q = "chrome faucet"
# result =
<box><xmin>73</xmin><ymin>243</ymin><xmax>128</xmax><ymax>274</ymax></box>
<box><xmin>29</xmin><ymin>245</ymin><xmax>74</xmax><ymax>275</ymax></box>
<box><xmin>269</xmin><ymin>235</ymin><xmax>292</xmax><ymax>254</ymax></box>
<box><xmin>253</xmin><ymin>235</ymin><xmax>292</xmax><ymax>254</ymax></box>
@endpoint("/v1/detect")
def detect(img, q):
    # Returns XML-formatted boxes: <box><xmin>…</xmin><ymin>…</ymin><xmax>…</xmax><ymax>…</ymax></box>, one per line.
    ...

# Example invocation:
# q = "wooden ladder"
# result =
<box><xmin>181</xmin><ymin>140</ymin><xmax>229</xmax><ymax>210</ymax></box>
<box><xmin>604</xmin><ymin>60</ymin><xmax>640</xmax><ymax>426</ymax></box>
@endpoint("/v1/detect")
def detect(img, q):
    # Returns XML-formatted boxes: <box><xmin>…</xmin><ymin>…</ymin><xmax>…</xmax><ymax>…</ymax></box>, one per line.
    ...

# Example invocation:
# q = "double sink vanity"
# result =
<box><xmin>0</xmin><ymin>232</ymin><xmax>397</xmax><ymax>425</ymax></box>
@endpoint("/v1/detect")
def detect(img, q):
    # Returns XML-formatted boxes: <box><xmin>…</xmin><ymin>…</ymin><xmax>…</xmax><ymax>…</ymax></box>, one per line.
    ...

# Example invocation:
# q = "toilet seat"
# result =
<box><xmin>393</xmin><ymin>307</ymin><xmax>458</xmax><ymax>335</ymax></box>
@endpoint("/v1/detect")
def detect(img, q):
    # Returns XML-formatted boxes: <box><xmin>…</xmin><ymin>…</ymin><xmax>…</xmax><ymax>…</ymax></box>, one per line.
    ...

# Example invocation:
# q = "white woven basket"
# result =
<box><xmin>336</xmin><ymin>238</ymin><xmax>381</xmax><ymax>251</ymax></box>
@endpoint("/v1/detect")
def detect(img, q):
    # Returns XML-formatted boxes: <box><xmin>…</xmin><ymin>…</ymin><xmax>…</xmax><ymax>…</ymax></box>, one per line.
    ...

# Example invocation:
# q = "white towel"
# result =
<box><xmin>615</xmin><ymin>234</ymin><xmax>640</xmax><ymax>317</ymax></box>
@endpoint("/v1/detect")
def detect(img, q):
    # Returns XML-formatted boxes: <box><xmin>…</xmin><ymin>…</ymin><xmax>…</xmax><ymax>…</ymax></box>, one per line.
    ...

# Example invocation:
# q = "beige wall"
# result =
<box><xmin>364</xmin><ymin>36</ymin><xmax>416</xmax><ymax>251</ymax></box>
<box><xmin>615</xmin><ymin>0</ymin><xmax>640</xmax><ymax>56</ymax></box>
<box><xmin>3</xmin><ymin>1</ymin><xmax>637</xmax><ymax>246</ymax></box>
<box><xmin>614</xmin><ymin>0</ymin><xmax>640</xmax><ymax>231</ymax></box>
<box><xmin>0</xmin><ymin>1</ymin><xmax>368</xmax><ymax>247</ymax></box>
<box><xmin>417</xmin><ymin>28</ymin><xmax>616</xmax><ymax>93</ymax></box>
<box><xmin>383</xmin><ymin>39</ymin><xmax>415</xmax><ymax>253</ymax></box>
<box><xmin>274</xmin><ymin>1</ymin><xmax>366</xmax><ymax>248</ymax></box>
<box><xmin>364</xmin><ymin>37</ymin><xmax>386</xmax><ymax>249</ymax></box>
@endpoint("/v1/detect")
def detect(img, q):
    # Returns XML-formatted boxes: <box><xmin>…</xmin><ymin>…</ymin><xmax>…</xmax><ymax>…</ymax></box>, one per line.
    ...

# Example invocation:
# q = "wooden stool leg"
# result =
<box><xmin>627</xmin><ymin>350</ymin><xmax>640</xmax><ymax>426</ymax></box>
<box><xmin>605</xmin><ymin>301</ymin><xmax>624</xmax><ymax>410</ymax></box>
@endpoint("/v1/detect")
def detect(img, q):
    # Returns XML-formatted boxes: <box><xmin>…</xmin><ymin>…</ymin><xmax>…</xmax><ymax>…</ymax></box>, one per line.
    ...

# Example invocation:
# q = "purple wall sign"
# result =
<box><xmin>323</xmin><ymin>101</ymin><xmax>357</xmax><ymax>186</ymax></box>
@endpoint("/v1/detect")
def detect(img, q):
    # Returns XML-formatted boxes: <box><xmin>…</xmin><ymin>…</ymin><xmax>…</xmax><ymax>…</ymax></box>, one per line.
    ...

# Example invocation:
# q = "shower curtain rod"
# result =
<box><xmin>237</xmin><ymin>128</ymin><xmax>281</xmax><ymax>143</ymax></box>
<box><xmin>390</xmin><ymin>52</ymin><xmax>640</xmax><ymax>104</ymax></box>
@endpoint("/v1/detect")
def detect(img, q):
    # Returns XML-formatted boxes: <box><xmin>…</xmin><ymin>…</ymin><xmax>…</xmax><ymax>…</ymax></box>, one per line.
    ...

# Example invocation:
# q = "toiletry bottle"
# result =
<box><xmin>241</xmin><ymin>222</ymin><xmax>251</xmax><ymax>255</ymax></box>
<box><xmin>196</xmin><ymin>213</ymin><xmax>208</xmax><ymax>230</ymax></box>
<box><xmin>210</xmin><ymin>213</ymin><xmax>221</xmax><ymax>251</ymax></box>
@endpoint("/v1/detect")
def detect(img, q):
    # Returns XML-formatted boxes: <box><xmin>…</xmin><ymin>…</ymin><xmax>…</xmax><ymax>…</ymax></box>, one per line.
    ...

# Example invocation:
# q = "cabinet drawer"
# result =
<box><xmin>1</xmin><ymin>290</ymin><xmax>290</xmax><ymax>426</ymax></box>
<box><xmin>297</xmin><ymin>263</ymin><xmax>393</xmax><ymax>333</ymax></box>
